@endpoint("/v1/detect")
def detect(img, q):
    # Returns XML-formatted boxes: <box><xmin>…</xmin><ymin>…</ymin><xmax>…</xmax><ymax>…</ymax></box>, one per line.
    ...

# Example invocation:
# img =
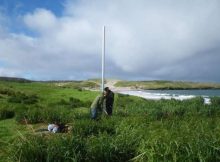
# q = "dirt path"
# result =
<box><xmin>84</xmin><ymin>79</ymin><xmax>134</xmax><ymax>92</ymax></box>
<box><xmin>105</xmin><ymin>80</ymin><xmax>133</xmax><ymax>92</ymax></box>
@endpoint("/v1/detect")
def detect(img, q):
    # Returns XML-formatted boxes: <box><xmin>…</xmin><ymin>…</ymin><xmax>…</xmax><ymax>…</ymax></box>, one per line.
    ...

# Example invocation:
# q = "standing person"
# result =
<box><xmin>90</xmin><ymin>93</ymin><xmax>105</xmax><ymax>120</ymax></box>
<box><xmin>104</xmin><ymin>87</ymin><xmax>114</xmax><ymax>115</ymax></box>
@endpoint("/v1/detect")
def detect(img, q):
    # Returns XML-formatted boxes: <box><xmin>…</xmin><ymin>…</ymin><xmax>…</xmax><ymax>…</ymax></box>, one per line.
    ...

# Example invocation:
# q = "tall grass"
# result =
<box><xmin>15</xmin><ymin>105</ymin><xmax>75</xmax><ymax>124</ymax></box>
<box><xmin>0</xmin><ymin>104</ymin><xmax>15</xmax><ymax>120</ymax></box>
<box><xmin>1</xmin><ymin>81</ymin><xmax>220</xmax><ymax>162</ymax></box>
<box><xmin>10</xmin><ymin>116</ymin><xmax>220</xmax><ymax>162</ymax></box>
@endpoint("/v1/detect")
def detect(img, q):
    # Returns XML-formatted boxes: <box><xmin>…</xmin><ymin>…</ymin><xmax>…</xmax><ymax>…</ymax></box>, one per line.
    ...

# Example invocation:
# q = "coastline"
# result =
<box><xmin>115</xmin><ymin>90</ymin><xmax>213</xmax><ymax>104</ymax></box>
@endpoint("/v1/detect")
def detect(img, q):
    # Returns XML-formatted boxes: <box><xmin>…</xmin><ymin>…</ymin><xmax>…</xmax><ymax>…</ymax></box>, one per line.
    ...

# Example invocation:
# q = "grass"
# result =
<box><xmin>115</xmin><ymin>80</ymin><xmax>220</xmax><ymax>90</ymax></box>
<box><xmin>0</xmin><ymin>81</ymin><xmax>98</xmax><ymax>162</ymax></box>
<box><xmin>0</xmin><ymin>81</ymin><xmax>220</xmax><ymax>161</ymax></box>
<box><xmin>0</xmin><ymin>119</ymin><xmax>28</xmax><ymax>161</ymax></box>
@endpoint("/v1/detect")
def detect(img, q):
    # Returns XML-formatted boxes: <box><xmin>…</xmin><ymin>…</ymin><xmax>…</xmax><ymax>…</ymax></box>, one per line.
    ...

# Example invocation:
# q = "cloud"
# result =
<box><xmin>23</xmin><ymin>8</ymin><xmax>57</xmax><ymax>33</ymax></box>
<box><xmin>0</xmin><ymin>0</ymin><xmax>220</xmax><ymax>81</ymax></box>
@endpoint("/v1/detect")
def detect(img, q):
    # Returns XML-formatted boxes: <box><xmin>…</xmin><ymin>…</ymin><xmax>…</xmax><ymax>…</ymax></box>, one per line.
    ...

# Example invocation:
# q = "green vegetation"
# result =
<box><xmin>0</xmin><ymin>81</ymin><xmax>220</xmax><ymax>161</ymax></box>
<box><xmin>0</xmin><ymin>76</ymin><xmax>31</xmax><ymax>83</ymax></box>
<box><xmin>115</xmin><ymin>80</ymin><xmax>220</xmax><ymax>90</ymax></box>
<box><xmin>53</xmin><ymin>80</ymin><xmax>99</xmax><ymax>90</ymax></box>
<box><xmin>0</xmin><ymin>104</ymin><xmax>15</xmax><ymax>120</ymax></box>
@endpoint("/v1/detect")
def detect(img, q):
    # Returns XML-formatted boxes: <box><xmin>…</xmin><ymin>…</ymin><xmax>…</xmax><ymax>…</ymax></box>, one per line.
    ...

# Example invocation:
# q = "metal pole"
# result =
<box><xmin>101</xmin><ymin>26</ymin><xmax>105</xmax><ymax>92</ymax></box>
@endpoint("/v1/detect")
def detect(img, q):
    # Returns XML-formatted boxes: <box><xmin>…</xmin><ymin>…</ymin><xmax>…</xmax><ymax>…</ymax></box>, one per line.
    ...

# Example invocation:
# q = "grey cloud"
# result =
<box><xmin>0</xmin><ymin>0</ymin><xmax>220</xmax><ymax>81</ymax></box>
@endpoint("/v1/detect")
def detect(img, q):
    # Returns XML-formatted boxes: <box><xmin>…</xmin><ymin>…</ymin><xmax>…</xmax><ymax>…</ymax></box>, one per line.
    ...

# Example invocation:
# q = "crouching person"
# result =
<box><xmin>48</xmin><ymin>123</ymin><xmax>59</xmax><ymax>133</ymax></box>
<box><xmin>90</xmin><ymin>93</ymin><xmax>105</xmax><ymax>120</ymax></box>
<box><xmin>48</xmin><ymin>121</ymin><xmax>69</xmax><ymax>133</ymax></box>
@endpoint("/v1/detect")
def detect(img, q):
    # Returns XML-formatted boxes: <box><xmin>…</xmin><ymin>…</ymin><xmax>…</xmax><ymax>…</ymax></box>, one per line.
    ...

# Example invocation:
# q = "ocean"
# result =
<box><xmin>119</xmin><ymin>89</ymin><xmax>220</xmax><ymax>104</ymax></box>
<box><xmin>144</xmin><ymin>89</ymin><xmax>220</xmax><ymax>97</ymax></box>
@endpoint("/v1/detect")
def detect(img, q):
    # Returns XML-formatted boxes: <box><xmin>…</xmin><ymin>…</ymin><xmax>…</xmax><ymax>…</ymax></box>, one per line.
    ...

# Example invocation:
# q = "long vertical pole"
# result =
<box><xmin>101</xmin><ymin>26</ymin><xmax>105</xmax><ymax>92</ymax></box>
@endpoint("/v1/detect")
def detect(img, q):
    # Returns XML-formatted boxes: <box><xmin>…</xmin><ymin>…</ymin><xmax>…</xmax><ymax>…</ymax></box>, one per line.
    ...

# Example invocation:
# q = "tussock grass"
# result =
<box><xmin>0</xmin><ymin>81</ymin><xmax>220</xmax><ymax>161</ymax></box>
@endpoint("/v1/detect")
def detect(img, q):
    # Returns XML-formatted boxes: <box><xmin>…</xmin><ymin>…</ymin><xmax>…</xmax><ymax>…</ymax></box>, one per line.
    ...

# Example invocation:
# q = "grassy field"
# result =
<box><xmin>1</xmin><ymin>81</ymin><xmax>220</xmax><ymax>161</ymax></box>
<box><xmin>115</xmin><ymin>80</ymin><xmax>220</xmax><ymax>90</ymax></box>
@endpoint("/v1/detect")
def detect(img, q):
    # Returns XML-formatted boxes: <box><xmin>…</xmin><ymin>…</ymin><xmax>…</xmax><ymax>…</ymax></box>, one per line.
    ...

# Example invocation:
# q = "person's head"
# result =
<box><xmin>104</xmin><ymin>87</ymin><xmax>110</xmax><ymax>96</ymax></box>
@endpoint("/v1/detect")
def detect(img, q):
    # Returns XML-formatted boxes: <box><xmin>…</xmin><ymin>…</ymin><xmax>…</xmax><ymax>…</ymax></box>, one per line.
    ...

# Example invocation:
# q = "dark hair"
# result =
<box><xmin>104</xmin><ymin>87</ymin><xmax>109</xmax><ymax>92</ymax></box>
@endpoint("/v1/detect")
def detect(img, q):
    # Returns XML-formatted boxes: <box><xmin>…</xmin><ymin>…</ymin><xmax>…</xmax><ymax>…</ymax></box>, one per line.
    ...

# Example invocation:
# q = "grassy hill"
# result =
<box><xmin>115</xmin><ymin>80</ymin><xmax>220</xmax><ymax>90</ymax></box>
<box><xmin>2</xmin><ymin>76</ymin><xmax>220</xmax><ymax>90</ymax></box>
<box><xmin>1</xmin><ymin>80</ymin><xmax>220</xmax><ymax>161</ymax></box>
<box><xmin>0</xmin><ymin>77</ymin><xmax>31</xmax><ymax>83</ymax></box>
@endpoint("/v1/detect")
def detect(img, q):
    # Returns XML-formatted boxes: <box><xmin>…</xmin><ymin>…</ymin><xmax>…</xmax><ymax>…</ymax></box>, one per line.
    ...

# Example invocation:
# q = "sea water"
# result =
<box><xmin>119</xmin><ymin>89</ymin><xmax>220</xmax><ymax>104</ymax></box>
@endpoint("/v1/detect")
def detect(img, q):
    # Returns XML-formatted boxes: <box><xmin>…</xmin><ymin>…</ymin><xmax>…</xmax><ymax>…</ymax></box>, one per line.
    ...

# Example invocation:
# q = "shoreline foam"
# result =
<box><xmin>118</xmin><ymin>90</ymin><xmax>211</xmax><ymax>104</ymax></box>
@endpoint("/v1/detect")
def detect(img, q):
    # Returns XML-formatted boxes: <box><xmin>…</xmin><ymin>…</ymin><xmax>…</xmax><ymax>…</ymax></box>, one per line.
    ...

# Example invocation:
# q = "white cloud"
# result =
<box><xmin>23</xmin><ymin>8</ymin><xmax>57</xmax><ymax>33</ymax></box>
<box><xmin>0</xmin><ymin>0</ymin><xmax>220</xmax><ymax>81</ymax></box>
<box><xmin>62</xmin><ymin>0</ymin><xmax>220</xmax><ymax>75</ymax></box>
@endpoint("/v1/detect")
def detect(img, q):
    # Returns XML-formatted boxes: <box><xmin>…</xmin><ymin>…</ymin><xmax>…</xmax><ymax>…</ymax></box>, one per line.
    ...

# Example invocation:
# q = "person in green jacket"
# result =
<box><xmin>90</xmin><ymin>93</ymin><xmax>106</xmax><ymax>119</ymax></box>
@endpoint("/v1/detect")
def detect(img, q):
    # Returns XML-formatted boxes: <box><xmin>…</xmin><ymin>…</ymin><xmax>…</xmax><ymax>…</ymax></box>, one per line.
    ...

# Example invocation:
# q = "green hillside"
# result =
<box><xmin>115</xmin><ymin>80</ymin><xmax>220</xmax><ymax>90</ymax></box>
<box><xmin>0</xmin><ymin>81</ymin><xmax>220</xmax><ymax>161</ymax></box>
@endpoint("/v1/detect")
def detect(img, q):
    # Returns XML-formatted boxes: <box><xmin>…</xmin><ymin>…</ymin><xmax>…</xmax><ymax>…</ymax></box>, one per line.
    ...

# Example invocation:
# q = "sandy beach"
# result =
<box><xmin>104</xmin><ymin>80</ymin><xmax>211</xmax><ymax>104</ymax></box>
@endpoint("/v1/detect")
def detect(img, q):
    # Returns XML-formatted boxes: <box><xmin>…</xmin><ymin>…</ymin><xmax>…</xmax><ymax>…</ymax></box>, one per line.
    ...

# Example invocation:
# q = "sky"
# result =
<box><xmin>0</xmin><ymin>0</ymin><xmax>220</xmax><ymax>82</ymax></box>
